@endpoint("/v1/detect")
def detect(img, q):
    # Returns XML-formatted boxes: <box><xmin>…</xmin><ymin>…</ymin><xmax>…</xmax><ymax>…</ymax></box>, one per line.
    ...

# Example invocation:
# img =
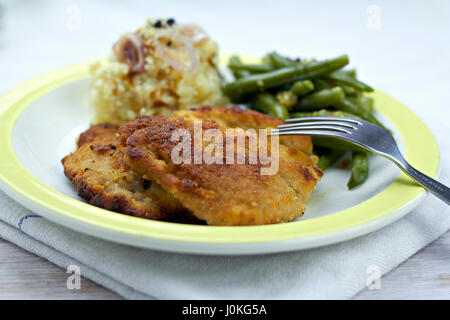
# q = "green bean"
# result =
<box><xmin>290</xmin><ymin>80</ymin><xmax>314</xmax><ymax>96</ymax></box>
<box><xmin>223</xmin><ymin>55</ymin><xmax>349</xmax><ymax>97</ymax></box>
<box><xmin>317</xmin><ymin>148</ymin><xmax>345</xmax><ymax>170</ymax></box>
<box><xmin>335</xmin><ymin>98</ymin><xmax>386</xmax><ymax>129</ymax></box>
<box><xmin>228</xmin><ymin>56</ymin><xmax>250</xmax><ymax>79</ymax></box>
<box><xmin>347</xmin><ymin>151</ymin><xmax>369</xmax><ymax>189</ymax></box>
<box><xmin>291</xmin><ymin>109</ymin><xmax>360</xmax><ymax>119</ymax></box>
<box><xmin>266</xmin><ymin>51</ymin><xmax>297</xmax><ymax>68</ymax></box>
<box><xmin>295</xmin><ymin>87</ymin><xmax>344</xmax><ymax>110</ymax></box>
<box><xmin>228</xmin><ymin>55</ymin><xmax>274</xmax><ymax>75</ymax></box>
<box><xmin>228</xmin><ymin>63</ymin><xmax>274</xmax><ymax>73</ymax></box>
<box><xmin>255</xmin><ymin>93</ymin><xmax>289</xmax><ymax>120</ymax></box>
<box><xmin>348</xmin><ymin>94</ymin><xmax>374</xmax><ymax>113</ymax></box>
<box><xmin>343</xmin><ymin>69</ymin><xmax>357</xmax><ymax>78</ymax></box>
<box><xmin>232</xmin><ymin>69</ymin><xmax>249</xmax><ymax>80</ymax></box>
<box><xmin>312</xmin><ymin>78</ymin><xmax>331</xmax><ymax>91</ymax></box>
<box><xmin>340</xmin><ymin>85</ymin><xmax>359</xmax><ymax>96</ymax></box>
<box><xmin>311</xmin><ymin>136</ymin><xmax>367</xmax><ymax>152</ymax></box>
<box><xmin>228</xmin><ymin>56</ymin><xmax>242</xmax><ymax>66</ymax></box>
<box><xmin>325</xmin><ymin>70</ymin><xmax>374</xmax><ymax>92</ymax></box>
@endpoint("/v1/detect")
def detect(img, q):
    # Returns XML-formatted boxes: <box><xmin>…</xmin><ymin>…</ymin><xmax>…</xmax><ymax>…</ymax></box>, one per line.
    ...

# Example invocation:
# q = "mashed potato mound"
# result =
<box><xmin>90</xmin><ymin>18</ymin><xmax>227</xmax><ymax>124</ymax></box>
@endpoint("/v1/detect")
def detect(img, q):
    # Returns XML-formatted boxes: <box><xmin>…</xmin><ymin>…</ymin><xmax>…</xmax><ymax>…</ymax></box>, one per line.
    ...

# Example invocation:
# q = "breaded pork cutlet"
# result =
<box><xmin>119</xmin><ymin>106</ymin><xmax>322</xmax><ymax>226</ymax></box>
<box><xmin>62</xmin><ymin>124</ymin><xmax>186</xmax><ymax>220</ymax></box>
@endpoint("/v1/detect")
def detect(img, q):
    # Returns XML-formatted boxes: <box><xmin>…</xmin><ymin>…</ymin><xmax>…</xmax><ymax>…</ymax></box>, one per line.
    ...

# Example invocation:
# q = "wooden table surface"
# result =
<box><xmin>1</xmin><ymin>231</ymin><xmax>449</xmax><ymax>299</ymax></box>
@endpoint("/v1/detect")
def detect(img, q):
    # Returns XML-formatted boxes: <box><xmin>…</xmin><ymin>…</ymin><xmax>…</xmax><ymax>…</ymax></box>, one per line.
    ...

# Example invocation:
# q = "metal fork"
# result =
<box><xmin>269</xmin><ymin>117</ymin><xmax>450</xmax><ymax>205</ymax></box>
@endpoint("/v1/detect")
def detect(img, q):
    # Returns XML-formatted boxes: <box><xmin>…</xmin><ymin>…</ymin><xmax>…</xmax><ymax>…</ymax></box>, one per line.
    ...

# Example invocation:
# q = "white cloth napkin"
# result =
<box><xmin>0</xmin><ymin>127</ymin><xmax>448</xmax><ymax>299</ymax></box>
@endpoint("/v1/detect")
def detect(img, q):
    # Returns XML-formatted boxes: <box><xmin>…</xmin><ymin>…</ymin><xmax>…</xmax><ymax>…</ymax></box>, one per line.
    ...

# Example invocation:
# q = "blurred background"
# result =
<box><xmin>0</xmin><ymin>0</ymin><xmax>448</xmax><ymax>139</ymax></box>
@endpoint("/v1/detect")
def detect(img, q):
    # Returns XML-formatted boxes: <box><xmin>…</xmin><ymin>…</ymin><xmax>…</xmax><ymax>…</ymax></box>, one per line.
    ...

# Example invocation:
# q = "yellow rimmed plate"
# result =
<box><xmin>0</xmin><ymin>59</ymin><xmax>440</xmax><ymax>255</ymax></box>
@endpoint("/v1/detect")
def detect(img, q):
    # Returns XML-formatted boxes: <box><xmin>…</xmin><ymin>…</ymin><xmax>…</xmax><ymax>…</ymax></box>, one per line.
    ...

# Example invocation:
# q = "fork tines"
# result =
<box><xmin>271</xmin><ymin>117</ymin><xmax>362</xmax><ymax>136</ymax></box>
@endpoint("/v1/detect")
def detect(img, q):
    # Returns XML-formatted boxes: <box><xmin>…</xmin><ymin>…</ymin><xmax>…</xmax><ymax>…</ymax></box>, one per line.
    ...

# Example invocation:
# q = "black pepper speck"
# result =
<box><xmin>142</xmin><ymin>179</ymin><xmax>151</xmax><ymax>190</ymax></box>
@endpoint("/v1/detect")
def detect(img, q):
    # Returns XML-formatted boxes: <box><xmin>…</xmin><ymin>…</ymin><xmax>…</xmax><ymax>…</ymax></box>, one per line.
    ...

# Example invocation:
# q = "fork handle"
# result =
<box><xmin>400</xmin><ymin>162</ymin><xmax>450</xmax><ymax>205</ymax></box>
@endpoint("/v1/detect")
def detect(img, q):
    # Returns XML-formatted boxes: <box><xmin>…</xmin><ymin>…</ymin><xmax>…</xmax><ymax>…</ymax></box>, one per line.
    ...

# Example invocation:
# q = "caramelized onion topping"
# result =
<box><xmin>113</xmin><ymin>33</ymin><xmax>146</xmax><ymax>75</ymax></box>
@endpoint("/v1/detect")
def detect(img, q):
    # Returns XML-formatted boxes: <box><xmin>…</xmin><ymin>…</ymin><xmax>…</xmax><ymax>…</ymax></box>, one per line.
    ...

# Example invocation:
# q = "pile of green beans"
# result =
<box><xmin>225</xmin><ymin>52</ymin><xmax>382</xmax><ymax>189</ymax></box>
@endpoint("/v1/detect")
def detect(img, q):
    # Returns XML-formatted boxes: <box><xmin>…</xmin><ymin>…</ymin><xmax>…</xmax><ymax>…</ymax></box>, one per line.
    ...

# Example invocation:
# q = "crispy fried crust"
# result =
<box><xmin>62</xmin><ymin>124</ymin><xmax>186</xmax><ymax>220</ymax></box>
<box><xmin>77</xmin><ymin>123</ymin><xmax>120</xmax><ymax>148</ymax></box>
<box><xmin>120</xmin><ymin>106</ymin><xmax>322</xmax><ymax>226</ymax></box>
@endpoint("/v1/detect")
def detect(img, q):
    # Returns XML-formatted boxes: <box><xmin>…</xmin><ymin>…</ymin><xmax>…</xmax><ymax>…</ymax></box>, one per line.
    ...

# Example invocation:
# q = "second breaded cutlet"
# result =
<box><xmin>62</xmin><ymin>124</ymin><xmax>187</xmax><ymax>220</ymax></box>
